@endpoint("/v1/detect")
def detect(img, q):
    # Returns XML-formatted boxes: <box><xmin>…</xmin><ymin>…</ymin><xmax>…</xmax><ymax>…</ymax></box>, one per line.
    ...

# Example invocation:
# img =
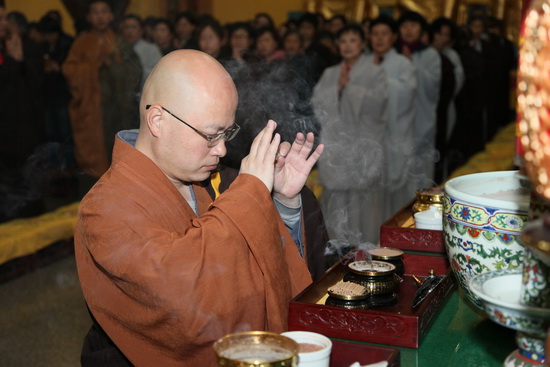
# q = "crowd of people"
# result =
<box><xmin>0</xmin><ymin>2</ymin><xmax>516</xmax><ymax>242</ymax></box>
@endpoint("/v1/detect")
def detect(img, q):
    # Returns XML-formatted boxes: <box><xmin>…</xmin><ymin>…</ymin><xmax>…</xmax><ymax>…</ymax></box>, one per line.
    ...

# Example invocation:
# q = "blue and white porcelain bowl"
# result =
<box><xmin>443</xmin><ymin>171</ymin><xmax>530</xmax><ymax>308</ymax></box>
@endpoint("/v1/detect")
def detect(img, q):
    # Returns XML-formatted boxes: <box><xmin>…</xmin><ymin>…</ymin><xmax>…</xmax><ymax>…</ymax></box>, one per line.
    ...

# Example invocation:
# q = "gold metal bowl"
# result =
<box><xmin>346</xmin><ymin>260</ymin><xmax>401</xmax><ymax>296</ymax></box>
<box><xmin>213</xmin><ymin>331</ymin><xmax>299</xmax><ymax>367</ymax></box>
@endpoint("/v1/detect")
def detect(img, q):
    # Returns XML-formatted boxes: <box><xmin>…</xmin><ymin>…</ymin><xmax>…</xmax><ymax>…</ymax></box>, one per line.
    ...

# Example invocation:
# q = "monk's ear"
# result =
<box><xmin>145</xmin><ymin>105</ymin><xmax>163</xmax><ymax>138</ymax></box>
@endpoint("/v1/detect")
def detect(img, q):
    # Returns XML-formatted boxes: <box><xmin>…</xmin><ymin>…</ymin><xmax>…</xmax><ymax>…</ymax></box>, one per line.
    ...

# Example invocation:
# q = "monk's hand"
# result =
<box><xmin>240</xmin><ymin>120</ymin><xmax>280</xmax><ymax>192</ymax></box>
<box><xmin>273</xmin><ymin>132</ymin><xmax>324</xmax><ymax>207</ymax></box>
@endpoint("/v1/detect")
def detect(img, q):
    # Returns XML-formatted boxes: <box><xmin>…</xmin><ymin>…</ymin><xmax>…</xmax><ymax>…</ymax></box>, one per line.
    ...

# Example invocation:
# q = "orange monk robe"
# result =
<box><xmin>62</xmin><ymin>30</ymin><xmax>115</xmax><ymax>177</ymax></box>
<box><xmin>75</xmin><ymin>132</ymin><xmax>312</xmax><ymax>366</ymax></box>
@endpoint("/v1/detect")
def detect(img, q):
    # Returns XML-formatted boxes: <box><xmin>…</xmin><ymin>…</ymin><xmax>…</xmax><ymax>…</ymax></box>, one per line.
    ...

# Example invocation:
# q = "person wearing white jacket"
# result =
<box><xmin>366</xmin><ymin>15</ymin><xmax>418</xmax><ymax>217</ymax></box>
<box><xmin>397</xmin><ymin>11</ymin><xmax>441</xmax><ymax>190</ymax></box>
<box><xmin>312</xmin><ymin>24</ymin><xmax>388</xmax><ymax>245</ymax></box>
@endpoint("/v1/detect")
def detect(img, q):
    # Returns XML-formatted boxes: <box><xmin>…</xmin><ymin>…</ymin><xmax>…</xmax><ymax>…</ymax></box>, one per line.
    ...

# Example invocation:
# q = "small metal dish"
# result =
<box><xmin>348</xmin><ymin>260</ymin><xmax>396</xmax><ymax>276</ymax></box>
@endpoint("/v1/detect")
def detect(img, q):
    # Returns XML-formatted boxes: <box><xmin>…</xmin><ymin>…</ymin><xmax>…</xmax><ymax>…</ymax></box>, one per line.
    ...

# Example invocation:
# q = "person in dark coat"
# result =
<box><xmin>0</xmin><ymin>6</ymin><xmax>48</xmax><ymax>221</ymax></box>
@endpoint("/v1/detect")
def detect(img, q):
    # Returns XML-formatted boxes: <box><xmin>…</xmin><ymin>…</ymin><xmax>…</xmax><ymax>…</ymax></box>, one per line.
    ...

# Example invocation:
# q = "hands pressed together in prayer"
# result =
<box><xmin>239</xmin><ymin>120</ymin><xmax>324</xmax><ymax>206</ymax></box>
<box><xmin>338</xmin><ymin>62</ymin><xmax>350</xmax><ymax>90</ymax></box>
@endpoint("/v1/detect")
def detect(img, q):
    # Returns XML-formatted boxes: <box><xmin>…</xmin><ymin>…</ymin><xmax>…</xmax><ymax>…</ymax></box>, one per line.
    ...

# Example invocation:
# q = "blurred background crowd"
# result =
<box><xmin>0</xmin><ymin>0</ymin><xmax>518</xmax><ymax>241</ymax></box>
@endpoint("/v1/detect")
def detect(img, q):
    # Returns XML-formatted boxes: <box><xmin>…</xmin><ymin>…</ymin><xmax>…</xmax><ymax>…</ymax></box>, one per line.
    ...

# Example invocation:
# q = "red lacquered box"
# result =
<box><xmin>379</xmin><ymin>200</ymin><xmax>445</xmax><ymax>253</ymax></box>
<box><xmin>330</xmin><ymin>340</ymin><xmax>399</xmax><ymax>367</ymax></box>
<box><xmin>288</xmin><ymin>254</ymin><xmax>454</xmax><ymax>349</ymax></box>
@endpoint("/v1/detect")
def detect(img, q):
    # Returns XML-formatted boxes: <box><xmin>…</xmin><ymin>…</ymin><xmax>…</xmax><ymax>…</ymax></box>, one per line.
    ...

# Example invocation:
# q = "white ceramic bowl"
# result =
<box><xmin>443</xmin><ymin>170</ymin><xmax>530</xmax><ymax>309</ymax></box>
<box><xmin>414</xmin><ymin>205</ymin><xmax>443</xmax><ymax>230</ymax></box>
<box><xmin>280</xmin><ymin>331</ymin><xmax>332</xmax><ymax>367</ymax></box>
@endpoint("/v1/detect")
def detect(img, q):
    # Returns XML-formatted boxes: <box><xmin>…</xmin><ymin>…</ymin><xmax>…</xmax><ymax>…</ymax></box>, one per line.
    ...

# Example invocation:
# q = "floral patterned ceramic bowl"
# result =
<box><xmin>470</xmin><ymin>270</ymin><xmax>550</xmax><ymax>333</ymax></box>
<box><xmin>469</xmin><ymin>269</ymin><xmax>550</xmax><ymax>365</ymax></box>
<box><xmin>443</xmin><ymin>170</ymin><xmax>530</xmax><ymax>308</ymax></box>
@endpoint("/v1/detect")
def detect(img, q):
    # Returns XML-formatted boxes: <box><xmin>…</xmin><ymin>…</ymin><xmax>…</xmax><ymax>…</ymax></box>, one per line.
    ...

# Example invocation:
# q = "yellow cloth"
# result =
<box><xmin>0</xmin><ymin>202</ymin><xmax>79</xmax><ymax>265</ymax></box>
<box><xmin>210</xmin><ymin>172</ymin><xmax>222</xmax><ymax>199</ymax></box>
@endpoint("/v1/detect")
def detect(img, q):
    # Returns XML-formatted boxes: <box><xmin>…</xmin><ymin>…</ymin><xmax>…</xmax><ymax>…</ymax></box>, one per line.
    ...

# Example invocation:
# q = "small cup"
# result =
<box><xmin>414</xmin><ymin>205</ymin><xmax>443</xmax><ymax>231</ymax></box>
<box><xmin>280</xmin><ymin>331</ymin><xmax>332</xmax><ymax>367</ymax></box>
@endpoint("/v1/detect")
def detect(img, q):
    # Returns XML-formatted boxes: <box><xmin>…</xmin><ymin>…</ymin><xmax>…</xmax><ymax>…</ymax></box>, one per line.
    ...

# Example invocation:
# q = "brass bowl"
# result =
<box><xmin>367</xmin><ymin>247</ymin><xmax>405</xmax><ymax>276</ymax></box>
<box><xmin>412</xmin><ymin>187</ymin><xmax>445</xmax><ymax>213</ymax></box>
<box><xmin>344</xmin><ymin>272</ymin><xmax>401</xmax><ymax>296</ymax></box>
<box><xmin>213</xmin><ymin>331</ymin><xmax>299</xmax><ymax>367</ymax></box>
<box><xmin>346</xmin><ymin>260</ymin><xmax>401</xmax><ymax>296</ymax></box>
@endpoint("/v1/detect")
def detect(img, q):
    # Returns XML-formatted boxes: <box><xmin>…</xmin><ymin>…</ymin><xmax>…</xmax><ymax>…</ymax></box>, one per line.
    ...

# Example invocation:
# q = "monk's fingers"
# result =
<box><xmin>305</xmin><ymin>143</ymin><xmax>325</xmax><ymax>166</ymax></box>
<box><xmin>249</xmin><ymin>120</ymin><xmax>277</xmax><ymax>158</ymax></box>
<box><xmin>289</xmin><ymin>132</ymin><xmax>315</xmax><ymax>158</ymax></box>
<box><xmin>277</xmin><ymin>141</ymin><xmax>291</xmax><ymax>159</ymax></box>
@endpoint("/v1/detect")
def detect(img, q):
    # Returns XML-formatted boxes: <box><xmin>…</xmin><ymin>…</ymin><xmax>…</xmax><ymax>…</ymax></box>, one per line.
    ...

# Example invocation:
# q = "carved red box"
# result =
<box><xmin>379</xmin><ymin>200</ymin><xmax>445</xmax><ymax>253</ymax></box>
<box><xmin>330</xmin><ymin>340</ymin><xmax>400</xmax><ymax>367</ymax></box>
<box><xmin>288</xmin><ymin>254</ymin><xmax>455</xmax><ymax>349</ymax></box>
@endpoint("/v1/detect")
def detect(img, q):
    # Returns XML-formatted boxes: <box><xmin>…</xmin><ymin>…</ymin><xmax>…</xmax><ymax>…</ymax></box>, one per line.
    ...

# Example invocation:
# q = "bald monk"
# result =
<box><xmin>75</xmin><ymin>49</ymin><xmax>325</xmax><ymax>366</ymax></box>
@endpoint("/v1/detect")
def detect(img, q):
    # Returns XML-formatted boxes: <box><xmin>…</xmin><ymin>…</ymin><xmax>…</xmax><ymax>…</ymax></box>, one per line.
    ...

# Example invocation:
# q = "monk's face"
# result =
<box><xmin>159</xmin><ymin>66</ymin><xmax>237</xmax><ymax>183</ymax></box>
<box><xmin>87</xmin><ymin>1</ymin><xmax>113</xmax><ymax>33</ymax></box>
<box><xmin>139</xmin><ymin>51</ymin><xmax>238</xmax><ymax>184</ymax></box>
<box><xmin>162</xmin><ymin>98</ymin><xmax>236</xmax><ymax>183</ymax></box>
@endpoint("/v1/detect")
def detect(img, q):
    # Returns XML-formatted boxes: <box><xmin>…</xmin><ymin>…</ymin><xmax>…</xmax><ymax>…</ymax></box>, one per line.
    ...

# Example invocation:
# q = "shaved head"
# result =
<box><xmin>140</xmin><ymin>49</ymin><xmax>237</xmax><ymax>129</ymax></box>
<box><xmin>135</xmin><ymin>50</ymin><xmax>238</xmax><ymax>187</ymax></box>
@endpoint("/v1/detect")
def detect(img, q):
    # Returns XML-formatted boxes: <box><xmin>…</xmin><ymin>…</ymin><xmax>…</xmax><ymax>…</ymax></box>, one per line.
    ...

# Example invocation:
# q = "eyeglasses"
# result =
<box><xmin>146</xmin><ymin>105</ymin><xmax>240</xmax><ymax>147</ymax></box>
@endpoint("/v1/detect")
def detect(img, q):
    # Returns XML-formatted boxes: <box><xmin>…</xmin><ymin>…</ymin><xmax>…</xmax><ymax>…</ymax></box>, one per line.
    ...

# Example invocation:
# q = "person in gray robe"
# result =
<box><xmin>366</xmin><ymin>15</ymin><xmax>418</xmax><ymax>218</ymax></box>
<box><xmin>312</xmin><ymin>24</ymin><xmax>388</xmax><ymax>246</ymax></box>
<box><xmin>397</xmin><ymin>11</ymin><xmax>441</xmax><ymax>190</ymax></box>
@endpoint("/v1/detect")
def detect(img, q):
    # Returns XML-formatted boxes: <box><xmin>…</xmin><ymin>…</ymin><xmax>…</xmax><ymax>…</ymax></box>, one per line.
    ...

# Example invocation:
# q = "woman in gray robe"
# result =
<box><xmin>312</xmin><ymin>24</ymin><xmax>388</xmax><ymax>246</ymax></box>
